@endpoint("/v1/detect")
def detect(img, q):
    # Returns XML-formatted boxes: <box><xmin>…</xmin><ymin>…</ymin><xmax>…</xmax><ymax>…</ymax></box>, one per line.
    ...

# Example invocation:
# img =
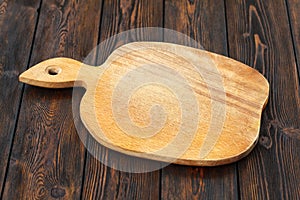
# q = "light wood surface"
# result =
<box><xmin>19</xmin><ymin>42</ymin><xmax>269</xmax><ymax>166</ymax></box>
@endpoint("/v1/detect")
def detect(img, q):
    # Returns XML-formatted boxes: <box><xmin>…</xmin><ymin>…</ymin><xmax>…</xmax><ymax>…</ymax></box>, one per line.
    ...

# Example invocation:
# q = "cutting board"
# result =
<box><xmin>19</xmin><ymin>42</ymin><xmax>269</xmax><ymax>166</ymax></box>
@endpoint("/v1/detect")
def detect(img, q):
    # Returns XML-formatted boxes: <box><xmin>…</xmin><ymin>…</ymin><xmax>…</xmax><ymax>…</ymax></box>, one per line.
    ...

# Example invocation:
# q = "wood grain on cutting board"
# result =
<box><xmin>19</xmin><ymin>41</ymin><xmax>269</xmax><ymax>166</ymax></box>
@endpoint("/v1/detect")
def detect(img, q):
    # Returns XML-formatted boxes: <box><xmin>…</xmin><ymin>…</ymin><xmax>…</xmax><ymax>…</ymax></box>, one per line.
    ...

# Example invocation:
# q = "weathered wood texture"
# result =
<box><xmin>226</xmin><ymin>0</ymin><xmax>300</xmax><ymax>199</ymax></box>
<box><xmin>2</xmin><ymin>0</ymin><xmax>102</xmax><ymax>199</ymax></box>
<box><xmin>0</xmin><ymin>0</ymin><xmax>40</xmax><ymax>196</ymax></box>
<box><xmin>0</xmin><ymin>0</ymin><xmax>299</xmax><ymax>199</ymax></box>
<box><xmin>162</xmin><ymin>0</ymin><xmax>238</xmax><ymax>199</ymax></box>
<box><xmin>82</xmin><ymin>141</ymin><xmax>161</xmax><ymax>200</ymax></box>
<box><xmin>81</xmin><ymin>0</ymin><xmax>163</xmax><ymax>199</ymax></box>
<box><xmin>286</xmin><ymin>0</ymin><xmax>300</xmax><ymax>78</ymax></box>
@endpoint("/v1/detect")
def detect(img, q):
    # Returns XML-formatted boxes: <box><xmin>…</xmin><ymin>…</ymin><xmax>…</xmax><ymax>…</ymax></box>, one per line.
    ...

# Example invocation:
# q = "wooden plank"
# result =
<box><xmin>164</xmin><ymin>0</ymin><xmax>228</xmax><ymax>56</ymax></box>
<box><xmin>0</xmin><ymin>0</ymin><xmax>40</xmax><ymax>196</ymax></box>
<box><xmin>162</xmin><ymin>0</ymin><xmax>238</xmax><ymax>199</ymax></box>
<box><xmin>225</xmin><ymin>0</ymin><xmax>300</xmax><ymax>199</ymax></box>
<box><xmin>286</xmin><ymin>0</ymin><xmax>300</xmax><ymax>77</ymax></box>
<box><xmin>81</xmin><ymin>0</ymin><xmax>163</xmax><ymax>199</ymax></box>
<box><xmin>2</xmin><ymin>0</ymin><xmax>102</xmax><ymax>199</ymax></box>
<box><xmin>82</xmin><ymin>140</ymin><xmax>161</xmax><ymax>199</ymax></box>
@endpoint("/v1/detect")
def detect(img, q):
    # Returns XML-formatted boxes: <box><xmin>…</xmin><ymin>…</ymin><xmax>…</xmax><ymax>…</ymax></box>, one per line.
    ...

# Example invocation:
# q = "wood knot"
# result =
<box><xmin>259</xmin><ymin>135</ymin><xmax>272</xmax><ymax>149</ymax></box>
<box><xmin>51</xmin><ymin>187</ymin><xmax>66</xmax><ymax>198</ymax></box>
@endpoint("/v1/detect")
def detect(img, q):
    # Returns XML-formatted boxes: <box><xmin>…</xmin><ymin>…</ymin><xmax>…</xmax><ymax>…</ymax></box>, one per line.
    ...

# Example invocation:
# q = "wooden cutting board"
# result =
<box><xmin>19</xmin><ymin>42</ymin><xmax>269</xmax><ymax>166</ymax></box>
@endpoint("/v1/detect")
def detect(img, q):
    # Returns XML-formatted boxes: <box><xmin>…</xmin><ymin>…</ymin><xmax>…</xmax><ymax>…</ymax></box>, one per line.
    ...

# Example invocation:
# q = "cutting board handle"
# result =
<box><xmin>19</xmin><ymin>57</ymin><xmax>97</xmax><ymax>88</ymax></box>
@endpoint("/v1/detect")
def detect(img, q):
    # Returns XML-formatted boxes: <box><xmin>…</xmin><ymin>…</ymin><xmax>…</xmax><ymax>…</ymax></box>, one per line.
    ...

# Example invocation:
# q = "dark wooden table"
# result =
<box><xmin>0</xmin><ymin>0</ymin><xmax>299</xmax><ymax>199</ymax></box>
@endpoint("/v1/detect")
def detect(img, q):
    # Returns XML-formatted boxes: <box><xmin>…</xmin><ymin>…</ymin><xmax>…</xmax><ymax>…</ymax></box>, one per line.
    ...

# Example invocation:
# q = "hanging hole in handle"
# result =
<box><xmin>46</xmin><ymin>65</ymin><xmax>62</xmax><ymax>76</ymax></box>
